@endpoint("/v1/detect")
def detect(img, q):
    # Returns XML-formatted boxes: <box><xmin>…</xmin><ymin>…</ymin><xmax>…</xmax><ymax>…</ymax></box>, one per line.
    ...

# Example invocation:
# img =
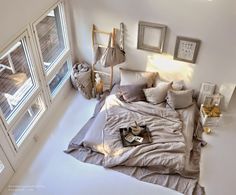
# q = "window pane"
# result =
<box><xmin>49</xmin><ymin>61</ymin><xmax>69</xmax><ymax>96</ymax></box>
<box><xmin>11</xmin><ymin>97</ymin><xmax>45</xmax><ymax>147</ymax></box>
<box><xmin>36</xmin><ymin>5</ymin><xmax>66</xmax><ymax>71</ymax></box>
<box><xmin>0</xmin><ymin>39</ymin><xmax>36</xmax><ymax>121</ymax></box>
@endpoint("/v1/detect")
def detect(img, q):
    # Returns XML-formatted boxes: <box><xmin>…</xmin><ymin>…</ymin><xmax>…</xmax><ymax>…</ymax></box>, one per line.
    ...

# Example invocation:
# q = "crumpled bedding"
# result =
<box><xmin>65</xmin><ymin>93</ymin><xmax>205</xmax><ymax>195</ymax></box>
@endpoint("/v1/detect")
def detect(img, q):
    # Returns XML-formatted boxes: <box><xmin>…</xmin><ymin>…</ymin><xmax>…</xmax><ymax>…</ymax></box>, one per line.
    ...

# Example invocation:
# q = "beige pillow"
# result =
<box><xmin>167</xmin><ymin>89</ymin><xmax>193</xmax><ymax>109</ymax></box>
<box><xmin>143</xmin><ymin>82</ymin><xmax>172</xmax><ymax>104</ymax></box>
<box><xmin>120</xmin><ymin>68</ymin><xmax>157</xmax><ymax>88</ymax></box>
<box><xmin>155</xmin><ymin>78</ymin><xmax>184</xmax><ymax>91</ymax></box>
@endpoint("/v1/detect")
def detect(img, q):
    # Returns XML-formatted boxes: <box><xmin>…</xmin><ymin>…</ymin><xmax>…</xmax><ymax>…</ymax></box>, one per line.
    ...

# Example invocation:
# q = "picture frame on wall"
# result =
<box><xmin>137</xmin><ymin>21</ymin><xmax>167</xmax><ymax>53</ymax></box>
<box><xmin>174</xmin><ymin>36</ymin><xmax>201</xmax><ymax>63</ymax></box>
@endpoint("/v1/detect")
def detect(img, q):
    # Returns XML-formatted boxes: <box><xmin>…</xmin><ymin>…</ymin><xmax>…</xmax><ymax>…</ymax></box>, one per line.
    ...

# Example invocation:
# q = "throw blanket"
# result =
<box><xmin>101</xmin><ymin>95</ymin><xmax>185</xmax><ymax>175</ymax></box>
<box><xmin>66</xmin><ymin>94</ymin><xmax>205</xmax><ymax>195</ymax></box>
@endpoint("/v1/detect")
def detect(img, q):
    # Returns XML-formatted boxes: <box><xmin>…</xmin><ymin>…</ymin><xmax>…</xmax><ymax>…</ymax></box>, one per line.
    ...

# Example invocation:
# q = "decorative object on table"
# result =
<box><xmin>120</xmin><ymin>125</ymin><xmax>152</xmax><ymax>147</ymax></box>
<box><xmin>197</xmin><ymin>82</ymin><xmax>216</xmax><ymax>107</ymax></box>
<box><xmin>70</xmin><ymin>62</ymin><xmax>92</xmax><ymax>99</ymax></box>
<box><xmin>200</xmin><ymin>104</ymin><xmax>222</xmax><ymax>133</ymax></box>
<box><xmin>203</xmin><ymin>93</ymin><xmax>223</xmax><ymax>108</ymax></box>
<box><xmin>203</xmin><ymin>95</ymin><xmax>214</xmax><ymax>108</ymax></box>
<box><xmin>203</xmin><ymin>127</ymin><xmax>212</xmax><ymax>134</ymax></box>
<box><xmin>174</xmin><ymin>36</ymin><xmax>201</xmax><ymax>63</ymax></box>
<box><xmin>137</xmin><ymin>21</ymin><xmax>167</xmax><ymax>53</ymax></box>
<box><xmin>131</xmin><ymin>121</ymin><xmax>145</xmax><ymax>135</ymax></box>
<box><xmin>92</xmin><ymin>23</ymin><xmax>126</xmax><ymax>92</ymax></box>
<box><xmin>124</xmin><ymin>133</ymin><xmax>136</xmax><ymax>143</ymax></box>
<box><xmin>212</xmin><ymin>93</ymin><xmax>223</xmax><ymax>106</ymax></box>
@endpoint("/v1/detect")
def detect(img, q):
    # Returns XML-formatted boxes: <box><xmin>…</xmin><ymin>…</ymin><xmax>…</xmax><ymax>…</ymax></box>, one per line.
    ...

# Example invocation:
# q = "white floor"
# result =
<box><xmin>200</xmin><ymin>97</ymin><xmax>236</xmax><ymax>195</ymax></box>
<box><xmin>2</xmin><ymin>90</ymin><xmax>181</xmax><ymax>195</ymax></box>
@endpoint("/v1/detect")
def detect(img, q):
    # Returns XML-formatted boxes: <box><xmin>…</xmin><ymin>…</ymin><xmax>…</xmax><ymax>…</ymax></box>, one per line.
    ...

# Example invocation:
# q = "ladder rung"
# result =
<box><xmin>93</xmin><ymin>30</ymin><xmax>110</xmax><ymax>35</ymax></box>
<box><xmin>93</xmin><ymin>70</ymin><xmax>111</xmax><ymax>76</ymax></box>
<box><xmin>97</xmin><ymin>44</ymin><xmax>108</xmax><ymax>48</ymax></box>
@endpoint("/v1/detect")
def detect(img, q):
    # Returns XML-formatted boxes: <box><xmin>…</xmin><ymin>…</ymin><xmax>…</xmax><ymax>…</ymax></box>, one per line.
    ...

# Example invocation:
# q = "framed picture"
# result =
<box><xmin>203</xmin><ymin>95</ymin><xmax>214</xmax><ymax>108</ymax></box>
<box><xmin>197</xmin><ymin>82</ymin><xmax>216</xmax><ymax>106</ymax></box>
<box><xmin>174</xmin><ymin>36</ymin><xmax>201</xmax><ymax>63</ymax></box>
<box><xmin>212</xmin><ymin>94</ymin><xmax>223</xmax><ymax>106</ymax></box>
<box><xmin>219</xmin><ymin>83</ymin><xmax>236</xmax><ymax>110</ymax></box>
<box><xmin>137</xmin><ymin>21</ymin><xmax>167</xmax><ymax>53</ymax></box>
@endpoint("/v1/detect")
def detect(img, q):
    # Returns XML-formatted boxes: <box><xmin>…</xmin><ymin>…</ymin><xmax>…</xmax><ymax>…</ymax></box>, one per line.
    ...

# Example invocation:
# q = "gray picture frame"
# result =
<box><xmin>174</xmin><ymin>36</ymin><xmax>201</xmax><ymax>63</ymax></box>
<box><xmin>137</xmin><ymin>21</ymin><xmax>167</xmax><ymax>53</ymax></box>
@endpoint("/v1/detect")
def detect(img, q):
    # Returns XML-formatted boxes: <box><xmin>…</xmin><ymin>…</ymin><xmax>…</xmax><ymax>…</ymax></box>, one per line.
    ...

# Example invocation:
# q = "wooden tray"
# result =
<box><xmin>119</xmin><ymin>125</ymin><xmax>152</xmax><ymax>147</ymax></box>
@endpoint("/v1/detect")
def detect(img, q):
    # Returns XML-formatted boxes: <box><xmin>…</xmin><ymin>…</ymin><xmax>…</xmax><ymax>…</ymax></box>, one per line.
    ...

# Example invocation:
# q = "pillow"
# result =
<box><xmin>155</xmin><ymin>78</ymin><xmax>185</xmax><ymax>91</ymax></box>
<box><xmin>143</xmin><ymin>82</ymin><xmax>172</xmax><ymax>104</ymax></box>
<box><xmin>119</xmin><ymin>84</ymin><xmax>146</xmax><ymax>102</ymax></box>
<box><xmin>172</xmin><ymin>80</ymin><xmax>184</xmax><ymax>90</ymax></box>
<box><xmin>120</xmin><ymin>68</ymin><xmax>157</xmax><ymax>88</ymax></box>
<box><xmin>167</xmin><ymin>89</ymin><xmax>194</xmax><ymax>109</ymax></box>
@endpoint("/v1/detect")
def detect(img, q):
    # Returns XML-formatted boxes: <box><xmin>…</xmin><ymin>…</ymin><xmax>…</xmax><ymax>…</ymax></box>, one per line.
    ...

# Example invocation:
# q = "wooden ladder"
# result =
<box><xmin>92</xmin><ymin>25</ymin><xmax>116</xmax><ymax>91</ymax></box>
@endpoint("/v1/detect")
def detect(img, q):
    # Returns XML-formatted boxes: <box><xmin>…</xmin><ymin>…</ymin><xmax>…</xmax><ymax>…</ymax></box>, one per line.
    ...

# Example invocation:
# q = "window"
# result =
<box><xmin>49</xmin><ymin>60</ymin><xmax>70</xmax><ymax>96</ymax></box>
<box><xmin>0</xmin><ymin>33</ymin><xmax>39</xmax><ymax>123</ymax></box>
<box><xmin>33</xmin><ymin>2</ymin><xmax>71</xmax><ymax>100</ymax></box>
<box><xmin>34</xmin><ymin>3</ymin><xmax>69</xmax><ymax>74</ymax></box>
<box><xmin>10</xmin><ymin>96</ymin><xmax>45</xmax><ymax>148</ymax></box>
<box><xmin>0</xmin><ymin>2</ymin><xmax>71</xmax><ymax>153</ymax></box>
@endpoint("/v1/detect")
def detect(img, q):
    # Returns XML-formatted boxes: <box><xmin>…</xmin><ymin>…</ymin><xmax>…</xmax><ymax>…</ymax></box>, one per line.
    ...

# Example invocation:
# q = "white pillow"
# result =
<box><xmin>143</xmin><ymin>82</ymin><xmax>172</xmax><ymax>104</ymax></box>
<box><xmin>120</xmin><ymin>68</ymin><xmax>157</xmax><ymax>88</ymax></box>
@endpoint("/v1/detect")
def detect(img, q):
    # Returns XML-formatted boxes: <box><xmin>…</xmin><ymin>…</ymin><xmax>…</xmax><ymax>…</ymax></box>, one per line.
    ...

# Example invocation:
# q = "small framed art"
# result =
<box><xmin>197</xmin><ymin>82</ymin><xmax>216</xmax><ymax>106</ymax></box>
<box><xmin>174</xmin><ymin>36</ymin><xmax>201</xmax><ymax>63</ymax></box>
<box><xmin>203</xmin><ymin>95</ymin><xmax>214</xmax><ymax>108</ymax></box>
<box><xmin>137</xmin><ymin>21</ymin><xmax>167</xmax><ymax>53</ymax></box>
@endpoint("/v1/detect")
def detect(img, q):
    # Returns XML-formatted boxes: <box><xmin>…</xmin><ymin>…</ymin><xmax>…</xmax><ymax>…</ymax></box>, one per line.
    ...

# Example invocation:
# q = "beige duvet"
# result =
<box><xmin>66</xmin><ymin>94</ymin><xmax>205</xmax><ymax>195</ymax></box>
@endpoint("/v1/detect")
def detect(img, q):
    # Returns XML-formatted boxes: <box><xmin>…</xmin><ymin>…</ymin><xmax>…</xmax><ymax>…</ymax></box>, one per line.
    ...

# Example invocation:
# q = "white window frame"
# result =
<box><xmin>0</xmin><ymin>29</ymin><xmax>41</xmax><ymax>130</ymax></box>
<box><xmin>32</xmin><ymin>1</ymin><xmax>70</xmax><ymax>79</ymax></box>
<box><xmin>47</xmin><ymin>57</ymin><xmax>72</xmax><ymax>98</ymax></box>
<box><xmin>7</xmin><ymin>94</ymin><xmax>46</xmax><ymax>151</ymax></box>
<box><xmin>0</xmin><ymin>0</ymin><xmax>72</xmax><ymax>156</ymax></box>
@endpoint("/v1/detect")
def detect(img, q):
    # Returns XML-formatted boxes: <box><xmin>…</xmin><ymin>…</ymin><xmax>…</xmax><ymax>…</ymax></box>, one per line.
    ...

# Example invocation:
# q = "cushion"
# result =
<box><xmin>143</xmin><ymin>82</ymin><xmax>172</xmax><ymax>104</ymax></box>
<box><xmin>119</xmin><ymin>84</ymin><xmax>146</xmax><ymax>102</ymax></box>
<box><xmin>172</xmin><ymin>80</ymin><xmax>184</xmax><ymax>90</ymax></box>
<box><xmin>120</xmin><ymin>68</ymin><xmax>157</xmax><ymax>88</ymax></box>
<box><xmin>167</xmin><ymin>89</ymin><xmax>194</xmax><ymax>109</ymax></box>
<box><xmin>155</xmin><ymin>78</ymin><xmax>185</xmax><ymax>91</ymax></box>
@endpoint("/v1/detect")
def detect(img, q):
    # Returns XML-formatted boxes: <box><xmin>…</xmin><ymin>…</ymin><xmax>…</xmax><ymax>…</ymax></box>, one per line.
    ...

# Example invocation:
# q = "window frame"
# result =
<box><xmin>0</xmin><ymin>29</ymin><xmax>41</xmax><ymax>130</ymax></box>
<box><xmin>47</xmin><ymin>57</ymin><xmax>72</xmax><ymax>98</ymax></box>
<box><xmin>7</xmin><ymin>93</ymin><xmax>46</xmax><ymax>151</ymax></box>
<box><xmin>0</xmin><ymin>0</ymin><xmax>72</xmax><ymax>155</ymax></box>
<box><xmin>32</xmin><ymin>2</ymin><xmax>70</xmax><ymax>78</ymax></box>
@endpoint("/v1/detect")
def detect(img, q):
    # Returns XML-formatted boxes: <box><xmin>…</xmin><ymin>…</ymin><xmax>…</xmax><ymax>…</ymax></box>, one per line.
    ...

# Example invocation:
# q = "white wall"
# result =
<box><xmin>68</xmin><ymin>0</ymin><xmax>236</xmax><ymax>92</ymax></box>
<box><xmin>0</xmin><ymin>0</ymin><xmax>58</xmax><ymax>48</ymax></box>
